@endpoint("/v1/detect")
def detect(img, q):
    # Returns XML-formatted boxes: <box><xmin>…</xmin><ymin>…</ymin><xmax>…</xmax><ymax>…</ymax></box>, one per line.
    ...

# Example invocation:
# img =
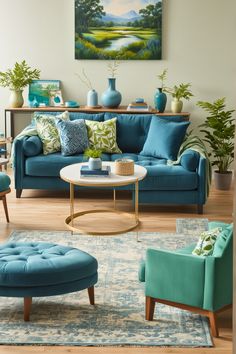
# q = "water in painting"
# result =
<box><xmin>75</xmin><ymin>0</ymin><xmax>162</xmax><ymax>60</ymax></box>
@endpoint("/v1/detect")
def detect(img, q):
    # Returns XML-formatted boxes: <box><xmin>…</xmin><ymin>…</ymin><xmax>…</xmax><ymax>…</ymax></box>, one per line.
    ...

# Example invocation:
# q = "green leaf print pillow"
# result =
<box><xmin>35</xmin><ymin>111</ymin><xmax>69</xmax><ymax>155</ymax></box>
<box><xmin>85</xmin><ymin>118</ymin><xmax>122</xmax><ymax>153</ymax></box>
<box><xmin>192</xmin><ymin>227</ymin><xmax>222</xmax><ymax>256</ymax></box>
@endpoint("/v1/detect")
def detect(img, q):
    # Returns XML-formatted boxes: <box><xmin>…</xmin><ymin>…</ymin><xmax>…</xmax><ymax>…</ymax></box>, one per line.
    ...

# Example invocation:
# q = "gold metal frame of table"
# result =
<box><xmin>65</xmin><ymin>179</ymin><xmax>139</xmax><ymax>235</ymax></box>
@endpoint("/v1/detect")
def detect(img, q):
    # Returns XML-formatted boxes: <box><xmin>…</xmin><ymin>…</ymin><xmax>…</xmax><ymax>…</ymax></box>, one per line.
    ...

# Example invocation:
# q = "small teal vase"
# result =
<box><xmin>154</xmin><ymin>88</ymin><xmax>167</xmax><ymax>113</ymax></box>
<box><xmin>101</xmin><ymin>78</ymin><xmax>122</xmax><ymax>108</ymax></box>
<box><xmin>87</xmin><ymin>89</ymin><xmax>98</xmax><ymax>107</ymax></box>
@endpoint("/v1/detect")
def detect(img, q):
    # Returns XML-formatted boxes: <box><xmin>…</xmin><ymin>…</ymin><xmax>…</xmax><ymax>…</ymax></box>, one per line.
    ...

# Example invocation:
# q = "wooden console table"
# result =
<box><xmin>4</xmin><ymin>106</ymin><xmax>190</xmax><ymax>138</ymax></box>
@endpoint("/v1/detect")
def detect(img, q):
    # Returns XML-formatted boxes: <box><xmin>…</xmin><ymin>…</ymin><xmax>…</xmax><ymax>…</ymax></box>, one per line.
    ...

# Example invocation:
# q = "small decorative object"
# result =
<box><xmin>101</xmin><ymin>61</ymin><xmax>122</xmax><ymax>108</ymax></box>
<box><xmin>154</xmin><ymin>68</ymin><xmax>167</xmax><ymax>112</ymax></box>
<box><xmin>49</xmin><ymin>90</ymin><xmax>64</xmax><ymax>106</ymax></box>
<box><xmin>75</xmin><ymin>69</ymin><xmax>98</xmax><ymax>108</ymax></box>
<box><xmin>135</xmin><ymin>98</ymin><xmax>144</xmax><ymax>103</ymax></box>
<box><xmin>0</xmin><ymin>132</ymin><xmax>5</xmax><ymax>141</ymax></box>
<box><xmin>87</xmin><ymin>89</ymin><xmax>98</xmax><ymax>107</ymax></box>
<box><xmin>29</xmin><ymin>96</ymin><xmax>39</xmax><ymax>108</ymax></box>
<box><xmin>28</xmin><ymin>80</ymin><xmax>60</xmax><ymax>106</ymax></box>
<box><xmin>197</xmin><ymin>97</ymin><xmax>235</xmax><ymax>190</ymax></box>
<box><xmin>114</xmin><ymin>158</ymin><xmax>134</xmax><ymax>176</ymax></box>
<box><xmin>165</xmin><ymin>83</ymin><xmax>193</xmax><ymax>113</ymax></box>
<box><xmin>84</xmin><ymin>148</ymin><xmax>102</xmax><ymax>170</ymax></box>
<box><xmin>0</xmin><ymin>60</ymin><xmax>40</xmax><ymax>108</ymax></box>
<box><xmin>75</xmin><ymin>0</ymin><xmax>162</xmax><ymax>60</ymax></box>
<box><xmin>65</xmin><ymin>100</ymin><xmax>80</xmax><ymax>108</ymax></box>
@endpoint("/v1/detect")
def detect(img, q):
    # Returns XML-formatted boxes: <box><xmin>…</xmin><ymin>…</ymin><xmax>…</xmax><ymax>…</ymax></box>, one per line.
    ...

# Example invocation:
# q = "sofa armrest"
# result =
<box><xmin>145</xmin><ymin>248</ymin><xmax>206</xmax><ymax>308</ymax></box>
<box><xmin>180</xmin><ymin>149</ymin><xmax>200</xmax><ymax>171</ymax></box>
<box><xmin>23</xmin><ymin>136</ymin><xmax>43</xmax><ymax>156</ymax></box>
<box><xmin>13</xmin><ymin>137</ymin><xmax>26</xmax><ymax>191</ymax></box>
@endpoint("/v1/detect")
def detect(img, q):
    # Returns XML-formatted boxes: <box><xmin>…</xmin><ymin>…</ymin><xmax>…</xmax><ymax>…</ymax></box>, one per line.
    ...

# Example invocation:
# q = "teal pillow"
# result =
<box><xmin>140</xmin><ymin>116</ymin><xmax>190</xmax><ymax>160</ymax></box>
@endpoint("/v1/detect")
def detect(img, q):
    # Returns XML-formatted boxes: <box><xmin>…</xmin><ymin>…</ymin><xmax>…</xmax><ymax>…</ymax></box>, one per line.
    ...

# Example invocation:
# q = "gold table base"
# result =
<box><xmin>65</xmin><ymin>180</ymin><xmax>139</xmax><ymax>235</ymax></box>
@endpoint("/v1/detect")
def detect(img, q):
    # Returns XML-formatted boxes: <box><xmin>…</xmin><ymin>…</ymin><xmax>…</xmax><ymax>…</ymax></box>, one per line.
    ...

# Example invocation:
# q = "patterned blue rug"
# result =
<box><xmin>0</xmin><ymin>220</ymin><xmax>212</xmax><ymax>346</ymax></box>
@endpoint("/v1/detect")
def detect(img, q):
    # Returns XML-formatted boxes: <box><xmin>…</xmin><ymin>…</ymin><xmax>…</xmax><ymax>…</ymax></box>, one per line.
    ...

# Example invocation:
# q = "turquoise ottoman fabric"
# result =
<box><xmin>0</xmin><ymin>173</ymin><xmax>11</xmax><ymax>192</ymax></box>
<box><xmin>0</xmin><ymin>242</ymin><xmax>98</xmax><ymax>287</ymax></box>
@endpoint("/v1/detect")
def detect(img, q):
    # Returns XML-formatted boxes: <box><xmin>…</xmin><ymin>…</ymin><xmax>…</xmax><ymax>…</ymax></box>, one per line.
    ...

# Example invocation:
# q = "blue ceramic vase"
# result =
<box><xmin>87</xmin><ymin>89</ymin><xmax>98</xmax><ymax>107</ymax></box>
<box><xmin>101</xmin><ymin>78</ymin><xmax>122</xmax><ymax>108</ymax></box>
<box><xmin>154</xmin><ymin>88</ymin><xmax>167</xmax><ymax>113</ymax></box>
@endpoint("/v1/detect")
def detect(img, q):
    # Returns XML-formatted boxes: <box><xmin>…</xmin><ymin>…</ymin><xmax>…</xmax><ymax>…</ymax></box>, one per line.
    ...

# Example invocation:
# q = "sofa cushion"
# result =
<box><xmin>140</xmin><ymin>116</ymin><xmax>190</xmax><ymax>160</ymax></box>
<box><xmin>56</xmin><ymin>119</ymin><xmax>89</xmax><ymax>156</ymax></box>
<box><xmin>69</xmin><ymin>112</ymin><xmax>104</xmax><ymax>122</ymax></box>
<box><xmin>213</xmin><ymin>224</ymin><xmax>233</xmax><ymax>257</ymax></box>
<box><xmin>180</xmin><ymin>149</ymin><xmax>200</xmax><ymax>171</ymax></box>
<box><xmin>86</xmin><ymin>118</ymin><xmax>121</xmax><ymax>153</ymax></box>
<box><xmin>23</xmin><ymin>136</ymin><xmax>43</xmax><ymax>156</ymax></box>
<box><xmin>104</xmin><ymin>113</ymin><xmax>153</xmax><ymax>153</ymax></box>
<box><xmin>25</xmin><ymin>153</ymin><xmax>112</xmax><ymax>177</ymax></box>
<box><xmin>34</xmin><ymin>111</ymin><xmax>69</xmax><ymax>155</ymax></box>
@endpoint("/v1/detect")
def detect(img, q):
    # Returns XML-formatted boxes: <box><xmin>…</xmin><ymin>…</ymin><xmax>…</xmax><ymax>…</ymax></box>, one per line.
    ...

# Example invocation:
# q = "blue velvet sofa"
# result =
<box><xmin>14</xmin><ymin>112</ymin><xmax>207</xmax><ymax>213</ymax></box>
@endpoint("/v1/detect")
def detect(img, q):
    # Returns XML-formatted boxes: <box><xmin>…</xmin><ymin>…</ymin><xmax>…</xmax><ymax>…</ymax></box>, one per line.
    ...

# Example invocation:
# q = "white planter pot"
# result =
<box><xmin>171</xmin><ymin>99</ymin><xmax>183</xmax><ymax>113</ymax></box>
<box><xmin>88</xmin><ymin>157</ymin><xmax>102</xmax><ymax>170</ymax></box>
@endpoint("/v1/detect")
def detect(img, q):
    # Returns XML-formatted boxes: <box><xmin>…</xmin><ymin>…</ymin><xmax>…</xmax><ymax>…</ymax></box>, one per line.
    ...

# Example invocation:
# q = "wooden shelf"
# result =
<box><xmin>5</xmin><ymin>106</ymin><xmax>190</xmax><ymax>116</ymax></box>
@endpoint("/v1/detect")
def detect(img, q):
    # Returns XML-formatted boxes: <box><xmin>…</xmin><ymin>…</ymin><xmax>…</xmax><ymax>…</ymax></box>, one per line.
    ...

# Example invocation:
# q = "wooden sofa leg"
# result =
<box><xmin>24</xmin><ymin>297</ymin><xmax>32</xmax><ymax>321</ymax></box>
<box><xmin>16</xmin><ymin>189</ymin><xmax>22</xmax><ymax>198</ymax></box>
<box><xmin>146</xmin><ymin>296</ymin><xmax>155</xmax><ymax>321</ymax></box>
<box><xmin>208</xmin><ymin>311</ymin><xmax>219</xmax><ymax>337</ymax></box>
<box><xmin>87</xmin><ymin>286</ymin><xmax>95</xmax><ymax>305</ymax></box>
<box><xmin>197</xmin><ymin>204</ymin><xmax>203</xmax><ymax>214</ymax></box>
<box><xmin>2</xmin><ymin>195</ymin><xmax>9</xmax><ymax>222</ymax></box>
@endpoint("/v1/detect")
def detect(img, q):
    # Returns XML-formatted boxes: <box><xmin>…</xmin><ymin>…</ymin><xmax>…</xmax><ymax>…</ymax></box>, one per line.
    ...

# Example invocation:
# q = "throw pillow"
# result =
<box><xmin>140</xmin><ymin>116</ymin><xmax>190</xmax><ymax>160</ymax></box>
<box><xmin>192</xmin><ymin>227</ymin><xmax>222</xmax><ymax>256</ymax></box>
<box><xmin>34</xmin><ymin>111</ymin><xmax>69</xmax><ymax>155</ymax></box>
<box><xmin>56</xmin><ymin>119</ymin><xmax>89</xmax><ymax>156</ymax></box>
<box><xmin>85</xmin><ymin>118</ymin><xmax>122</xmax><ymax>153</ymax></box>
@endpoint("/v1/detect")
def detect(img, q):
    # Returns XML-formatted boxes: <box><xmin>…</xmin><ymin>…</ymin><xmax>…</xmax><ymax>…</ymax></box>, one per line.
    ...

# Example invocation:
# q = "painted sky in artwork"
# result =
<box><xmin>101</xmin><ymin>0</ymin><xmax>161</xmax><ymax>16</ymax></box>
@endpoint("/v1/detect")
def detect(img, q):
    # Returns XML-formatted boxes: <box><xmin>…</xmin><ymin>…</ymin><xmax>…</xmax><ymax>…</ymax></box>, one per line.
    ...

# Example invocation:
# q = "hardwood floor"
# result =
<box><xmin>0</xmin><ymin>175</ymin><xmax>233</xmax><ymax>354</ymax></box>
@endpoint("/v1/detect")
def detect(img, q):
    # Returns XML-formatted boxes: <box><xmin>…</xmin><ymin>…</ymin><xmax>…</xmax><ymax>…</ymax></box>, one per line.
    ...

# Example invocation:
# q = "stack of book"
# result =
<box><xmin>127</xmin><ymin>101</ymin><xmax>150</xmax><ymax>112</ymax></box>
<box><xmin>80</xmin><ymin>165</ymin><xmax>111</xmax><ymax>177</ymax></box>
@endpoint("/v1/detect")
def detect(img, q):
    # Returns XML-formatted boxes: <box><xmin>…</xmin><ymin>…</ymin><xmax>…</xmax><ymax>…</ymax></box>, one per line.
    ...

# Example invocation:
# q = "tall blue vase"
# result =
<box><xmin>154</xmin><ymin>88</ymin><xmax>167</xmax><ymax>113</ymax></box>
<box><xmin>101</xmin><ymin>78</ymin><xmax>122</xmax><ymax>108</ymax></box>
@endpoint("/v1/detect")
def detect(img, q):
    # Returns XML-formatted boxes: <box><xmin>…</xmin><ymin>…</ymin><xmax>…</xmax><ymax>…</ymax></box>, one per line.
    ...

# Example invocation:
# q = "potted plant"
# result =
<box><xmin>0</xmin><ymin>60</ymin><xmax>40</xmax><ymax>108</ymax></box>
<box><xmin>154</xmin><ymin>68</ymin><xmax>167</xmax><ymax>113</ymax></box>
<box><xmin>165</xmin><ymin>83</ymin><xmax>193</xmax><ymax>113</ymax></box>
<box><xmin>84</xmin><ymin>148</ymin><xmax>102</xmax><ymax>170</ymax></box>
<box><xmin>197</xmin><ymin>97</ymin><xmax>235</xmax><ymax>190</ymax></box>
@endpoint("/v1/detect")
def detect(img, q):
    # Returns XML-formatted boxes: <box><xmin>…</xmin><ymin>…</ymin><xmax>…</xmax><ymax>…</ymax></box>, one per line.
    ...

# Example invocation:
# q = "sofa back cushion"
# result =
<box><xmin>104</xmin><ymin>113</ymin><xmax>152</xmax><ymax>153</ymax></box>
<box><xmin>69</xmin><ymin>112</ymin><xmax>104</xmax><ymax>121</ymax></box>
<box><xmin>212</xmin><ymin>223</ymin><xmax>233</xmax><ymax>257</ymax></box>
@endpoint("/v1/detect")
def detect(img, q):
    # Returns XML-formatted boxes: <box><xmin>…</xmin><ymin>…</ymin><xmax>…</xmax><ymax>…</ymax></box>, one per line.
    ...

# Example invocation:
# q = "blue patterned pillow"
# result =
<box><xmin>56</xmin><ymin>119</ymin><xmax>89</xmax><ymax>156</ymax></box>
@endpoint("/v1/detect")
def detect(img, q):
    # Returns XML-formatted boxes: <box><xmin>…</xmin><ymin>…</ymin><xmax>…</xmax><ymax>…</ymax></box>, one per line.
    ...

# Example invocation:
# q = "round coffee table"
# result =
<box><xmin>60</xmin><ymin>162</ymin><xmax>147</xmax><ymax>235</ymax></box>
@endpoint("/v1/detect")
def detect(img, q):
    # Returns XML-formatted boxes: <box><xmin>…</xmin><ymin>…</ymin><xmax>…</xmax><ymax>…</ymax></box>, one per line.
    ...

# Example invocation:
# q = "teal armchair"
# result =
<box><xmin>139</xmin><ymin>222</ymin><xmax>233</xmax><ymax>337</ymax></box>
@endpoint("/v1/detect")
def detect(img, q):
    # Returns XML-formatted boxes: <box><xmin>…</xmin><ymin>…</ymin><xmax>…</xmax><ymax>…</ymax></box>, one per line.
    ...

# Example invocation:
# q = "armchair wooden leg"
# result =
<box><xmin>146</xmin><ymin>296</ymin><xmax>155</xmax><ymax>321</ymax></box>
<box><xmin>87</xmin><ymin>286</ymin><xmax>95</xmax><ymax>305</ymax></box>
<box><xmin>208</xmin><ymin>311</ymin><xmax>219</xmax><ymax>337</ymax></box>
<box><xmin>2</xmin><ymin>195</ymin><xmax>9</xmax><ymax>222</ymax></box>
<box><xmin>24</xmin><ymin>297</ymin><xmax>32</xmax><ymax>321</ymax></box>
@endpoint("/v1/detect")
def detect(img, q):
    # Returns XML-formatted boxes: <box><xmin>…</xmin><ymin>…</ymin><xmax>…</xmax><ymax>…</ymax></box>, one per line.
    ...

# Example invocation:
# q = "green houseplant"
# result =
<box><xmin>197</xmin><ymin>97</ymin><xmax>235</xmax><ymax>190</ymax></box>
<box><xmin>0</xmin><ymin>60</ymin><xmax>40</xmax><ymax>108</ymax></box>
<box><xmin>84</xmin><ymin>148</ymin><xmax>102</xmax><ymax>170</ymax></box>
<box><xmin>165</xmin><ymin>83</ymin><xmax>193</xmax><ymax>113</ymax></box>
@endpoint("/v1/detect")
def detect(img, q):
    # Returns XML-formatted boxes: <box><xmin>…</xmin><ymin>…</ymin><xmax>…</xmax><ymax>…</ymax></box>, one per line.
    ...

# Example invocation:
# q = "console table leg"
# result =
<box><xmin>113</xmin><ymin>188</ymin><xmax>116</xmax><ymax>209</ymax></box>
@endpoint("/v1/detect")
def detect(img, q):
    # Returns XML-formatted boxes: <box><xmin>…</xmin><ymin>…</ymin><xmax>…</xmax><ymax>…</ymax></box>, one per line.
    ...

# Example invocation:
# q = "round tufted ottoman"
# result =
<box><xmin>0</xmin><ymin>172</ymin><xmax>11</xmax><ymax>222</ymax></box>
<box><xmin>0</xmin><ymin>242</ymin><xmax>98</xmax><ymax>321</ymax></box>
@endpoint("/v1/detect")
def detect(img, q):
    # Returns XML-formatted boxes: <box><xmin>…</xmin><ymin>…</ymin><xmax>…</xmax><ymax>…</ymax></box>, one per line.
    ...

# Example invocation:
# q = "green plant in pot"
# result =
<box><xmin>165</xmin><ymin>83</ymin><xmax>193</xmax><ymax>113</ymax></box>
<box><xmin>84</xmin><ymin>148</ymin><xmax>102</xmax><ymax>170</ymax></box>
<box><xmin>0</xmin><ymin>60</ymin><xmax>40</xmax><ymax>108</ymax></box>
<box><xmin>197</xmin><ymin>97</ymin><xmax>235</xmax><ymax>190</ymax></box>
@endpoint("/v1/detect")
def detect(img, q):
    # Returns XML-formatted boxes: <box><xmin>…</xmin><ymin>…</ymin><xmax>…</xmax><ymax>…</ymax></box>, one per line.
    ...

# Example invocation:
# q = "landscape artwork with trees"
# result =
<box><xmin>75</xmin><ymin>0</ymin><xmax>162</xmax><ymax>60</ymax></box>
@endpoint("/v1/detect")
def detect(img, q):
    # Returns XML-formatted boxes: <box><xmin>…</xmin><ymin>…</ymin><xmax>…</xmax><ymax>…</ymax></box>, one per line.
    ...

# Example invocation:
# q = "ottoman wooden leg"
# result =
<box><xmin>24</xmin><ymin>297</ymin><xmax>32</xmax><ymax>321</ymax></box>
<box><xmin>87</xmin><ymin>286</ymin><xmax>95</xmax><ymax>305</ymax></box>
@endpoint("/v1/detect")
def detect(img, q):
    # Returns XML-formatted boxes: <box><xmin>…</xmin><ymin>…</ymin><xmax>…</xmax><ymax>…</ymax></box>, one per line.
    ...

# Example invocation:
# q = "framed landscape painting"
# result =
<box><xmin>75</xmin><ymin>0</ymin><xmax>162</xmax><ymax>60</ymax></box>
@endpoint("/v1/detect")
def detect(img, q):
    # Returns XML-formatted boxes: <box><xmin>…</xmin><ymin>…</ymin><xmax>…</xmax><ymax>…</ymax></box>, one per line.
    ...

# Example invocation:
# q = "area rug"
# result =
<box><xmin>0</xmin><ymin>220</ymin><xmax>212</xmax><ymax>347</ymax></box>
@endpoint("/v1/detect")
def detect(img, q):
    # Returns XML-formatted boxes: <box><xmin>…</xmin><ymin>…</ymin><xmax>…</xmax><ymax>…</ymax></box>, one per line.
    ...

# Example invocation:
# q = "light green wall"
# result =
<box><xmin>0</xmin><ymin>0</ymin><xmax>235</xmax><ymax>133</ymax></box>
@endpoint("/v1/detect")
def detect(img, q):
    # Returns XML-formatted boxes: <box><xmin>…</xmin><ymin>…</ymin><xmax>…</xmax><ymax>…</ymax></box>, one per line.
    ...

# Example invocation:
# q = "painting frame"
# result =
<box><xmin>28</xmin><ymin>80</ymin><xmax>61</xmax><ymax>106</ymax></box>
<box><xmin>75</xmin><ymin>0</ymin><xmax>162</xmax><ymax>60</ymax></box>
